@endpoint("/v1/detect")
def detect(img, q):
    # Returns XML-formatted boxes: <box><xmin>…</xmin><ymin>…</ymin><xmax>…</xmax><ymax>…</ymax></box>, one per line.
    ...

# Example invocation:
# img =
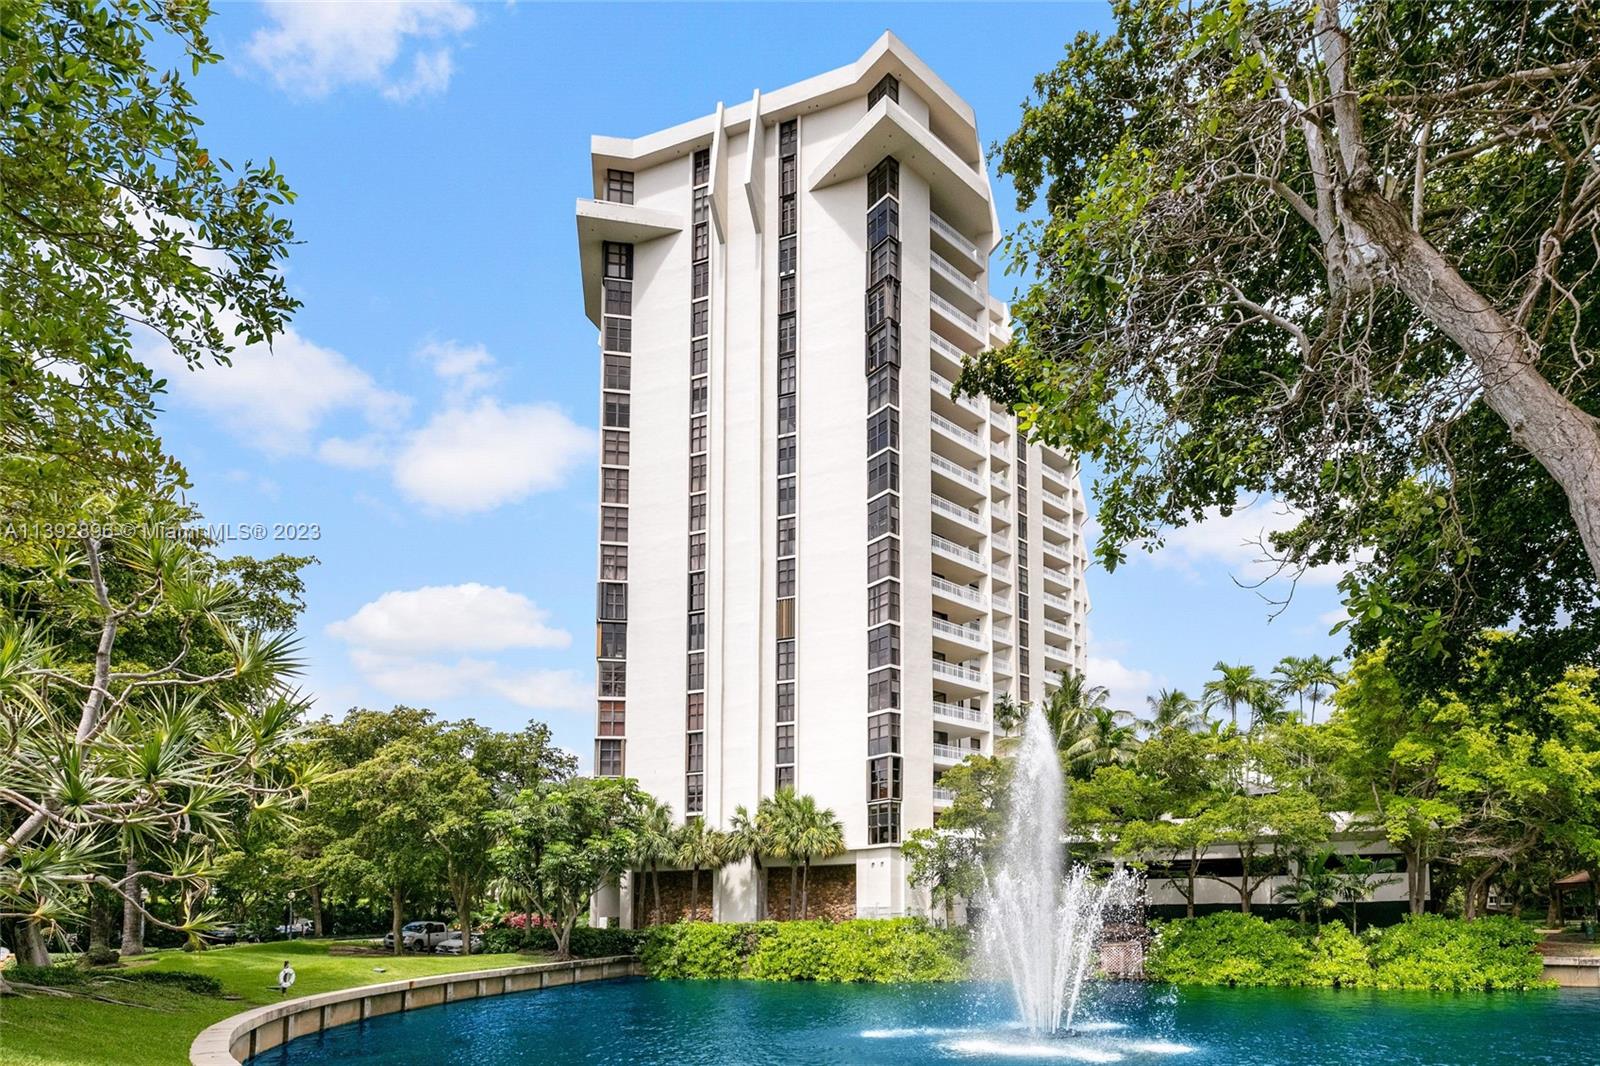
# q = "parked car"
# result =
<box><xmin>275</xmin><ymin>919</ymin><xmax>313</xmax><ymax>937</ymax></box>
<box><xmin>382</xmin><ymin>921</ymin><xmax>451</xmax><ymax>951</ymax></box>
<box><xmin>207</xmin><ymin>925</ymin><xmax>241</xmax><ymax>945</ymax></box>
<box><xmin>433</xmin><ymin>932</ymin><xmax>484</xmax><ymax>955</ymax></box>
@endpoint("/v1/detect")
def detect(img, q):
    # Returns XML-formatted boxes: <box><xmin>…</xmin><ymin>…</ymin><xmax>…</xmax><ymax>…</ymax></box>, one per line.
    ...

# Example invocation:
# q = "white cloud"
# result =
<box><xmin>144</xmin><ymin>326</ymin><xmax>408</xmax><ymax>455</ymax></box>
<box><xmin>392</xmin><ymin>399</ymin><xmax>593</xmax><ymax>514</ymax></box>
<box><xmin>1319</xmin><ymin>607</ymin><xmax>1350</xmax><ymax>627</ymax></box>
<box><xmin>1087</xmin><ymin>654</ymin><xmax>1162</xmax><ymax>715</ymax></box>
<box><xmin>484</xmin><ymin>668</ymin><xmax>593</xmax><ymax>711</ymax></box>
<box><xmin>418</xmin><ymin>339</ymin><xmax>498</xmax><ymax>401</ymax></box>
<box><xmin>327</xmin><ymin>583</ymin><xmax>570</xmax><ymax>655</ymax></box>
<box><xmin>1149</xmin><ymin>497</ymin><xmax>1362</xmax><ymax>588</ymax></box>
<box><xmin>246</xmin><ymin>1</ymin><xmax>475</xmax><ymax>101</ymax></box>
<box><xmin>342</xmin><ymin>653</ymin><xmax>589</xmax><ymax>712</ymax></box>
<box><xmin>318</xmin><ymin>434</ymin><xmax>390</xmax><ymax>470</ymax></box>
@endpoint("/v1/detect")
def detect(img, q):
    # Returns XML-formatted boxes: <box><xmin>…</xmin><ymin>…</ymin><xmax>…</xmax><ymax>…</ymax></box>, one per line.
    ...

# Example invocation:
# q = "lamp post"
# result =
<box><xmin>287</xmin><ymin>890</ymin><xmax>297</xmax><ymax>940</ymax></box>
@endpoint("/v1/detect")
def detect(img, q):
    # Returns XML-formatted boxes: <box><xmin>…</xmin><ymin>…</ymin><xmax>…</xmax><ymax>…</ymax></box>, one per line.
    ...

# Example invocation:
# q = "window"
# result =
<box><xmin>779</xmin><ymin>120</ymin><xmax>798</xmax><ymax>156</ymax></box>
<box><xmin>604</xmin><ymin>278</ymin><xmax>632</xmax><ymax>315</ymax></box>
<box><xmin>694</xmin><ymin>148</ymin><xmax>711</xmax><ymax>185</ymax></box>
<box><xmin>779</xmin><ymin>274</ymin><xmax>796</xmax><ymax>314</ymax></box>
<box><xmin>867</xmin><ymin>198</ymin><xmax>898</xmax><ymax>248</ymax></box>
<box><xmin>869</xmin><ymin>755</ymin><xmax>902</xmax><ymax>801</ymax></box>
<box><xmin>598</xmin><ymin>622</ymin><xmax>626</xmax><ymax>659</ymax></box>
<box><xmin>866</xmin><ymin>322</ymin><xmax>901</xmax><ymax>373</ymax></box>
<box><xmin>867</xmin><ymin>450</ymin><xmax>898</xmax><ymax>496</ymax></box>
<box><xmin>779</xmin><ymin>156</ymin><xmax>797</xmax><ymax>197</ymax></box>
<box><xmin>687</xmin><ymin>732</ymin><xmax>704</xmax><ymax>773</ymax></box>
<box><xmin>598</xmin><ymin>582</ymin><xmax>627</xmax><ymax>620</ymax></box>
<box><xmin>778</xmin><ymin>236</ymin><xmax>797</xmax><ymax>274</ymax></box>
<box><xmin>867</xmin><ymin>537</ymin><xmax>899</xmax><ymax>582</ymax></box>
<box><xmin>691</xmin><ymin>300</ymin><xmax>709</xmax><ymax>336</ymax></box>
<box><xmin>779</xmin><ymin>197</ymin><xmax>797</xmax><ymax>236</ymax></box>
<box><xmin>868</xmin><ymin>623</ymin><xmax>900</xmax><ymax>668</ymax></box>
<box><xmin>597</xmin><ymin>739</ymin><xmax>624</xmax><ymax>777</ymax></box>
<box><xmin>600</xmin><ymin>544</ymin><xmax>628</xmax><ymax>580</ymax></box>
<box><xmin>777</xmin><ymin>517</ymin><xmax>797</xmax><ymax>557</ymax></box>
<box><xmin>867</xmin><ymin>801</ymin><xmax>900</xmax><ymax>844</ymax></box>
<box><xmin>598</xmin><ymin>700</ymin><xmax>625</xmax><ymax>736</ymax></box>
<box><xmin>603</xmin><ymin>392</ymin><xmax>630</xmax><ymax>428</ymax></box>
<box><xmin>867</xmin><ymin>366</ymin><xmax>898</xmax><ymax>412</ymax></box>
<box><xmin>868</xmin><ymin>493</ymin><xmax>899</xmax><ymax>539</ymax></box>
<box><xmin>776</xmin><ymin>684</ymin><xmax>795</xmax><ymax>722</ymax></box>
<box><xmin>867</xmin><ymin>406</ymin><xmax>899</xmax><ymax>455</ymax></box>
<box><xmin>686</xmin><ymin>692</ymin><xmax>705</xmax><ymax>730</ymax></box>
<box><xmin>866</xmin><ymin>279</ymin><xmax>900</xmax><ymax>331</ymax></box>
<box><xmin>691</xmin><ymin>378</ymin><xmax>708</xmax><ymax>415</ymax></box>
<box><xmin>868</xmin><ymin>74</ymin><xmax>899</xmax><ymax>109</ymax></box>
<box><xmin>687</xmin><ymin>652</ymin><xmax>705</xmax><ymax>690</ymax></box>
<box><xmin>777</xmin><ymin>639</ymin><xmax>795</xmax><ymax>681</ymax></box>
<box><xmin>690</xmin><ymin>453</ymin><xmax>707</xmax><ymax>493</ymax></box>
<box><xmin>778</xmin><ymin>476</ymin><xmax>796</xmax><ymax>516</ymax></box>
<box><xmin>686</xmin><ymin>774</ymin><xmax>704</xmax><ymax>814</ymax></box>
<box><xmin>776</xmin><ymin>597</ymin><xmax>795</xmax><ymax>639</ymax></box>
<box><xmin>777</xmin><ymin>557</ymin><xmax>796</xmax><ymax>597</ymax></box>
<box><xmin>867</xmin><ymin>156</ymin><xmax>899</xmax><ymax>203</ymax></box>
<box><xmin>601</xmin><ymin>506</ymin><xmax>628</xmax><ymax>543</ymax></box>
<box><xmin>867</xmin><ymin>710</ymin><xmax>900</xmax><ymax>752</ymax></box>
<box><xmin>692</xmin><ymin>260</ymin><xmax>709</xmax><ymax>299</ymax></box>
<box><xmin>693</xmin><ymin>221</ymin><xmax>710</xmax><ymax>263</ymax></box>
<box><xmin>603</xmin><ymin>242</ymin><xmax>633</xmax><ymax>279</ymax></box>
<box><xmin>604</xmin><ymin>316</ymin><xmax>631</xmax><ymax>352</ymax></box>
<box><xmin>778</xmin><ymin>394</ymin><xmax>796</xmax><ymax>434</ymax></box>
<box><xmin>605</xmin><ymin>169</ymin><xmax>634</xmax><ymax>204</ymax></box>
<box><xmin>602</xmin><ymin>467</ymin><xmax>629</xmax><ymax>503</ymax></box>
<box><xmin>603</xmin><ymin>430</ymin><xmax>630</xmax><ymax>466</ymax></box>
<box><xmin>689</xmin><ymin>494</ymin><xmax>707</xmax><ymax>531</ymax></box>
<box><xmin>690</xmin><ymin>416</ymin><xmax>708</xmax><ymax>453</ymax></box>
<box><xmin>869</xmin><ymin>238</ymin><xmax>900</xmax><ymax>286</ymax></box>
<box><xmin>691</xmin><ymin>338</ymin><xmax>708</xmax><ymax>375</ymax></box>
<box><xmin>688</xmin><ymin>612</ymin><xmax>705</xmax><ymax>651</ymax></box>
<box><xmin>688</xmin><ymin>571</ymin><xmax>705</xmax><ymax>611</ymax></box>
<box><xmin>867</xmin><ymin>670</ymin><xmax>900</xmax><ymax>713</ymax></box>
<box><xmin>778</xmin><ymin>436</ymin><xmax>797</xmax><ymax>476</ymax></box>
<box><xmin>688</xmin><ymin>532</ymin><xmax>706</xmax><ymax>570</ymax></box>
<box><xmin>603</xmin><ymin>354</ymin><xmax>630</xmax><ymax>390</ymax></box>
<box><xmin>778</xmin><ymin>351</ymin><xmax>797</xmax><ymax>395</ymax></box>
<box><xmin>867</xmin><ymin>580</ymin><xmax>899</xmax><ymax>625</ymax></box>
<box><xmin>693</xmin><ymin>189</ymin><xmax>709</xmax><ymax>225</ymax></box>
<box><xmin>776</xmin><ymin>765</ymin><xmax>794</xmax><ymax>790</ymax></box>
<box><xmin>599</xmin><ymin>660</ymin><xmax>626</xmax><ymax>698</ymax></box>
<box><xmin>775</xmin><ymin>724</ymin><xmax>795</xmax><ymax>764</ymax></box>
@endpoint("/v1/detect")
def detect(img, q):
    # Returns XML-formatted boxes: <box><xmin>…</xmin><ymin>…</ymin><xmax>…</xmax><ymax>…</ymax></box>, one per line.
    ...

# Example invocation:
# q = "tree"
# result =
<box><xmin>1</xmin><ymin>0</ymin><xmax>299</xmax><ymax>505</ymax></box>
<box><xmin>1195</xmin><ymin>790</ymin><xmax>1330</xmax><ymax>913</ymax></box>
<box><xmin>1335</xmin><ymin>854</ymin><xmax>1400</xmax><ymax>933</ymax></box>
<box><xmin>675</xmin><ymin>818</ymin><xmax>726</xmax><ymax>922</ymax></box>
<box><xmin>720</xmin><ymin>800</ymin><xmax>774</xmax><ymax>920</ymax></box>
<box><xmin>1274</xmin><ymin>850</ymin><xmax>1345</xmax><ymax>927</ymax></box>
<box><xmin>1275</xmin><ymin>656</ymin><xmax>1342</xmax><ymax>724</ymax></box>
<box><xmin>965</xmin><ymin>0</ymin><xmax>1600</xmax><ymax>671</ymax></box>
<box><xmin>902</xmin><ymin>828</ymin><xmax>981</xmax><ymax>926</ymax></box>
<box><xmin>630</xmin><ymin>800</ymin><xmax>676</xmax><ymax>925</ymax></box>
<box><xmin>489</xmin><ymin>777</ymin><xmax>646</xmax><ymax>959</ymax></box>
<box><xmin>1147</xmin><ymin>688</ymin><xmax>1202</xmax><ymax>733</ymax></box>
<box><xmin>428</xmin><ymin>761</ymin><xmax>496</xmax><ymax>957</ymax></box>
<box><xmin>1061</xmin><ymin>705</ymin><xmax>1142</xmax><ymax>778</ymax></box>
<box><xmin>764</xmin><ymin>790</ymin><xmax>845</xmax><ymax>920</ymax></box>
<box><xmin>1203</xmin><ymin>663</ymin><xmax>1269</xmax><ymax>731</ymax></box>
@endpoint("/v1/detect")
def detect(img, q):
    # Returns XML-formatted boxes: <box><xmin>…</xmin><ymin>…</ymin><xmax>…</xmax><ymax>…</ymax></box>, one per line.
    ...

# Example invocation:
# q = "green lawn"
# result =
<box><xmin>0</xmin><ymin>940</ymin><xmax>544</xmax><ymax>1066</ymax></box>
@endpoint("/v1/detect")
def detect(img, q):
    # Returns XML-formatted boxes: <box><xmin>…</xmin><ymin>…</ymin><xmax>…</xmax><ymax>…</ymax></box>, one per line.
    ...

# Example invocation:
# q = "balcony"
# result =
<box><xmin>1043</xmin><ymin>564</ymin><xmax>1072</xmax><ymax>589</ymax></box>
<box><xmin>931</xmin><ymin>533</ymin><xmax>984</xmax><ymax>569</ymax></box>
<box><xmin>1044</xmin><ymin>617</ymin><xmax>1074</xmax><ymax>640</ymax></box>
<box><xmin>1042</xmin><ymin>487</ymin><xmax>1073</xmax><ymax>514</ymax></box>
<box><xmin>931</xmin><ymin>493</ymin><xmax>984</xmax><ymax>530</ymax></box>
<box><xmin>930</xmin><ymin>210</ymin><xmax>981</xmax><ymax>266</ymax></box>
<box><xmin>992</xmin><ymin>530</ymin><xmax>1012</xmax><ymax>551</ymax></box>
<box><xmin>930</xmin><ymin>330</ymin><xmax>967</xmax><ymax>369</ymax></box>
<box><xmin>1043</xmin><ymin>590</ymin><xmax>1074</xmax><ymax>614</ymax></box>
<box><xmin>933</xmin><ymin>700</ymin><xmax>986</xmax><ymax>727</ymax></box>
<box><xmin>932</xmin><ymin>658</ymin><xmax>985</xmax><ymax>686</ymax></box>
<box><xmin>1042</xmin><ymin>513</ymin><xmax>1075</xmax><ymax>539</ymax></box>
<box><xmin>992</xmin><ymin>592</ymin><xmax>1013</xmax><ymax>614</ymax></box>
<box><xmin>932</xmin><ymin>616</ymin><xmax>985</xmax><ymax>648</ymax></box>
<box><xmin>932</xmin><ymin>291</ymin><xmax>985</xmax><ymax>347</ymax></box>
<box><xmin>933</xmin><ymin>786</ymin><xmax>956</xmax><ymax>807</ymax></box>
<box><xmin>992</xmin><ymin>654</ymin><xmax>1013</xmax><ymax>676</ymax></box>
<box><xmin>990</xmin><ymin>468</ymin><xmax>1011</xmax><ymax>490</ymax></box>
<box><xmin>990</xmin><ymin>561</ymin><xmax>1011</xmax><ymax>584</ymax></box>
<box><xmin>930</xmin><ymin>251</ymin><xmax>984</xmax><ymax>314</ymax></box>
<box><xmin>931</xmin><ymin>574</ymin><xmax>985</xmax><ymax>607</ymax></box>
<box><xmin>931</xmin><ymin>453</ymin><xmax>983</xmax><ymax>492</ymax></box>
<box><xmin>931</xmin><ymin>369</ymin><xmax>988</xmax><ymax>418</ymax></box>
<box><xmin>931</xmin><ymin>411</ymin><xmax>985</xmax><ymax>455</ymax></box>
<box><xmin>933</xmin><ymin>742</ymin><xmax>978</xmax><ymax>765</ymax></box>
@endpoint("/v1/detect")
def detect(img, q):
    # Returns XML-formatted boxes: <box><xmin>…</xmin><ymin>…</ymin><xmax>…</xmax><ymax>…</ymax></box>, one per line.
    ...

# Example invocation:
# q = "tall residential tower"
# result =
<box><xmin>578</xmin><ymin>34</ymin><xmax>1089</xmax><ymax>922</ymax></box>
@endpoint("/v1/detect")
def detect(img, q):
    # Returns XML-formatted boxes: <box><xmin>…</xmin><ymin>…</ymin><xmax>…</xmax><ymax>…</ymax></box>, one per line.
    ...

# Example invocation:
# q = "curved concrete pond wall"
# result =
<box><xmin>189</xmin><ymin>955</ymin><xmax>642</xmax><ymax>1065</ymax></box>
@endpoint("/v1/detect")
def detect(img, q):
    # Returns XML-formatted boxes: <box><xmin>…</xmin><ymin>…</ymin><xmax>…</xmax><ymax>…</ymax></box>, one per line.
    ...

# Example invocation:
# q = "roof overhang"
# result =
<box><xmin>575</xmin><ymin>199</ymin><xmax>684</xmax><ymax>326</ymax></box>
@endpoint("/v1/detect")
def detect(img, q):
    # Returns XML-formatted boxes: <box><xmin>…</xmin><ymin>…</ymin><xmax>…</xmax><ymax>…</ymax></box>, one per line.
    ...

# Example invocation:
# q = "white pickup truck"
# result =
<box><xmin>383</xmin><ymin>921</ymin><xmax>452</xmax><ymax>951</ymax></box>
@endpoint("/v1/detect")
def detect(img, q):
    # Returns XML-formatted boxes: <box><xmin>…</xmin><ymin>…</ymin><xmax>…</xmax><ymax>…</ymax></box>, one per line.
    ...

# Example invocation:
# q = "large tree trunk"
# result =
<box><xmin>689</xmin><ymin>869</ymin><xmax>700</xmax><ymax>923</ymax></box>
<box><xmin>87</xmin><ymin>887</ymin><xmax>116</xmax><ymax>960</ymax></box>
<box><xmin>389</xmin><ymin>887</ymin><xmax>405</xmax><ymax>957</ymax></box>
<box><xmin>309</xmin><ymin>885</ymin><xmax>324</xmax><ymax>938</ymax></box>
<box><xmin>800</xmin><ymin>861</ymin><xmax>811</xmax><ymax>920</ymax></box>
<box><xmin>788</xmin><ymin>866</ymin><xmax>799</xmax><ymax>921</ymax></box>
<box><xmin>1343</xmin><ymin>186</ymin><xmax>1600</xmax><ymax>582</ymax></box>
<box><xmin>454</xmin><ymin>886</ymin><xmax>473</xmax><ymax>956</ymax></box>
<box><xmin>651</xmin><ymin>864</ymin><xmax>662</xmax><ymax>925</ymax></box>
<box><xmin>1546</xmin><ymin>888</ymin><xmax>1562</xmax><ymax>928</ymax></box>
<box><xmin>119</xmin><ymin>852</ymin><xmax>145</xmax><ymax>956</ymax></box>
<box><xmin>1404</xmin><ymin>848</ymin><xmax>1427</xmax><ymax>915</ymax></box>
<box><xmin>17</xmin><ymin>918</ymin><xmax>51</xmax><ymax>966</ymax></box>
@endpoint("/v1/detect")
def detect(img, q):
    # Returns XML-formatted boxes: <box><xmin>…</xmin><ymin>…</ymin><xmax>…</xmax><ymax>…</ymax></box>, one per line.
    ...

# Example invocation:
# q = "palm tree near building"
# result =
<box><xmin>719</xmin><ymin>799</ymin><xmax>777</xmax><ymax>918</ymax></box>
<box><xmin>1146</xmin><ymin>688</ymin><xmax>1201</xmax><ymax>733</ymax></box>
<box><xmin>1043</xmin><ymin>673</ymin><xmax>1113</xmax><ymax>752</ymax></box>
<box><xmin>631</xmin><ymin>799</ymin><xmax>677</xmax><ymax>925</ymax></box>
<box><xmin>1202</xmin><ymin>662</ymin><xmax>1271</xmax><ymax>731</ymax></box>
<box><xmin>766</xmin><ymin>789</ymin><xmax>846</xmax><ymax>919</ymax></box>
<box><xmin>1062</xmin><ymin>705</ymin><xmax>1142</xmax><ymax>778</ymax></box>
<box><xmin>1273</xmin><ymin>655</ymin><xmax>1343</xmax><ymax>724</ymax></box>
<box><xmin>675</xmin><ymin>817</ymin><xmax>727</xmax><ymax>922</ymax></box>
<box><xmin>1249</xmin><ymin>687</ymin><xmax>1290</xmax><ymax>731</ymax></box>
<box><xmin>1274</xmin><ymin>850</ymin><xmax>1344</xmax><ymax>928</ymax></box>
<box><xmin>1337</xmin><ymin>854</ymin><xmax>1400</xmax><ymax>933</ymax></box>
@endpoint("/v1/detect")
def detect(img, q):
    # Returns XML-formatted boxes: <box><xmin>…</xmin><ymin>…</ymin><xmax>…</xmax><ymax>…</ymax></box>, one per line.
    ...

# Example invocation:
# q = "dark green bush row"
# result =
<box><xmin>483</xmin><ymin>925</ymin><xmax>645</xmax><ymax>958</ymax></box>
<box><xmin>5</xmin><ymin>964</ymin><xmax>86</xmax><ymax>987</ymax></box>
<box><xmin>113</xmin><ymin>969</ymin><xmax>224</xmax><ymax>996</ymax></box>
<box><xmin>641</xmin><ymin>919</ymin><xmax>966</xmax><ymax>983</ymax></box>
<box><xmin>4</xmin><ymin>963</ymin><xmax>222</xmax><ymax>996</ymax></box>
<box><xmin>1145</xmin><ymin>912</ymin><xmax>1550</xmax><ymax>991</ymax></box>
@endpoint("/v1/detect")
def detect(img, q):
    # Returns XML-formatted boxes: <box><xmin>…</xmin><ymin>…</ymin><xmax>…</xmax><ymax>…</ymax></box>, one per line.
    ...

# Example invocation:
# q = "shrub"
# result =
<box><xmin>115</xmin><ymin>970</ymin><xmax>224</xmax><ymax>996</ymax></box>
<box><xmin>1370</xmin><ymin>915</ymin><xmax>1549</xmax><ymax>991</ymax></box>
<box><xmin>568</xmin><ymin>926</ymin><xmax>644</xmax><ymax>959</ymax></box>
<box><xmin>643</xmin><ymin>919</ymin><xmax>964</xmax><ymax>982</ymax></box>
<box><xmin>1305</xmin><ymin>923</ymin><xmax>1374</xmax><ymax>989</ymax></box>
<box><xmin>481</xmin><ymin>928</ymin><xmax>524</xmax><ymax>955</ymax></box>
<box><xmin>5</xmin><ymin>964</ymin><xmax>86</xmax><ymax>987</ymax></box>
<box><xmin>1145</xmin><ymin>912</ymin><xmax>1314</xmax><ymax>987</ymax></box>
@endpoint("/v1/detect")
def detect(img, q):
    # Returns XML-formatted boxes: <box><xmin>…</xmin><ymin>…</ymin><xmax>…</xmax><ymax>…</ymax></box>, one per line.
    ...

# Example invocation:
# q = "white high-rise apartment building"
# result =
<box><xmin>579</xmin><ymin>34</ymin><xmax>1090</xmax><ymax>922</ymax></box>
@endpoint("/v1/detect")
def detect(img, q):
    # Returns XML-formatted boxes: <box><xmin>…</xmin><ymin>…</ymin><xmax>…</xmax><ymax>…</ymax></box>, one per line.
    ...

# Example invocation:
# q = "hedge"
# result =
<box><xmin>1145</xmin><ymin>912</ymin><xmax>1549</xmax><ymax>991</ymax></box>
<box><xmin>481</xmin><ymin>924</ymin><xmax>645</xmax><ymax>959</ymax></box>
<box><xmin>641</xmin><ymin>919</ymin><xmax>966</xmax><ymax>982</ymax></box>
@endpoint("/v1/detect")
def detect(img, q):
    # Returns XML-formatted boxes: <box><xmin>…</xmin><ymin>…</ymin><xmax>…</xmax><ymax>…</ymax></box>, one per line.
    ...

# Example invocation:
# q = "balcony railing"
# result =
<box><xmin>992</xmin><ymin>531</ymin><xmax>1012</xmax><ymax>551</ymax></box>
<box><xmin>931</xmin><ymin>453</ymin><xmax>983</xmax><ymax>490</ymax></box>
<box><xmin>930</xmin><ymin>330</ymin><xmax>966</xmax><ymax>364</ymax></box>
<box><xmin>992</xmin><ymin>625</ymin><xmax>1013</xmax><ymax>644</ymax></box>
<box><xmin>992</xmin><ymin>438</ymin><xmax>1011</xmax><ymax>458</ymax></box>
<box><xmin>931</xmin><ymin>533</ymin><xmax>983</xmax><ymax>567</ymax></box>
<box><xmin>1043</xmin><ymin>590</ymin><xmax>1073</xmax><ymax>613</ymax></box>
<box><xmin>1043</xmin><ymin>565</ymin><xmax>1072</xmax><ymax>585</ymax></box>
<box><xmin>930</xmin><ymin>369</ymin><xmax>987</xmax><ymax>416</ymax></box>
<box><xmin>930</xmin><ymin>251</ymin><xmax>982</xmax><ymax>301</ymax></box>
<box><xmin>991</xmin><ymin>562</ymin><xmax>1010</xmax><ymax>582</ymax></box>
<box><xmin>931</xmin><ymin>411</ymin><xmax>984</xmax><ymax>451</ymax></box>
<box><xmin>1042</xmin><ymin>488</ymin><xmax>1072</xmax><ymax>511</ymax></box>
<box><xmin>1044</xmin><ymin>617</ymin><xmax>1074</xmax><ymax>637</ymax></box>
<box><xmin>991</xmin><ymin>469</ymin><xmax>1011</xmax><ymax>489</ymax></box>
<box><xmin>932</xmin><ymin>659</ymin><xmax>984</xmax><ymax>684</ymax></box>
<box><xmin>931</xmin><ymin>575</ymin><xmax>985</xmax><ymax>606</ymax></box>
<box><xmin>933</xmin><ymin>742</ymin><xmax>977</xmax><ymax>763</ymax></box>
<box><xmin>1042</xmin><ymin>513</ymin><xmax>1074</xmax><ymax>538</ymax></box>
<box><xmin>930</xmin><ymin>210</ymin><xmax>981</xmax><ymax>262</ymax></box>
<box><xmin>932</xmin><ymin>291</ymin><xmax>982</xmax><ymax>336</ymax></box>
<box><xmin>992</xmin><ymin>654</ymin><xmax>1013</xmax><ymax>674</ymax></box>
<box><xmin>933</xmin><ymin>786</ymin><xmax>956</xmax><ymax>805</ymax></box>
<box><xmin>992</xmin><ymin>593</ymin><xmax>1013</xmax><ymax>613</ymax></box>
<box><xmin>932</xmin><ymin>616</ymin><xmax>985</xmax><ymax>645</ymax></box>
<box><xmin>932</xmin><ymin>493</ymin><xmax>984</xmax><ymax>529</ymax></box>
<box><xmin>933</xmin><ymin>701</ymin><xmax>986</xmax><ymax>725</ymax></box>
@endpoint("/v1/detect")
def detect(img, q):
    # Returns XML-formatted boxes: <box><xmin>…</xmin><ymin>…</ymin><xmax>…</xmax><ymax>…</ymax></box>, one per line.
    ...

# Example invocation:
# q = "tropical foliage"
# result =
<box><xmin>641</xmin><ymin>919</ymin><xmax>965</xmax><ymax>983</ymax></box>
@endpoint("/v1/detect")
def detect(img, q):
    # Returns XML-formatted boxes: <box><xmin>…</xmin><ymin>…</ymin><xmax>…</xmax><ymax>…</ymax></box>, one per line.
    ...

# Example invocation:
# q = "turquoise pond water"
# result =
<box><xmin>247</xmin><ymin>979</ymin><xmax>1600</xmax><ymax>1065</ymax></box>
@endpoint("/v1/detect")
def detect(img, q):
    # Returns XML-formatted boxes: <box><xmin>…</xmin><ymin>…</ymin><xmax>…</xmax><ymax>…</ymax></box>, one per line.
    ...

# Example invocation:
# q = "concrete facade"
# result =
<box><xmin>579</xmin><ymin>34</ymin><xmax>1090</xmax><ymax>922</ymax></box>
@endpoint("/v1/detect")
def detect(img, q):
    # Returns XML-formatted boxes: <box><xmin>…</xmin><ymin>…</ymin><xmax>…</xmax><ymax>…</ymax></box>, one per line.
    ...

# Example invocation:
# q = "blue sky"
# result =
<box><xmin>151</xmin><ymin>2</ymin><xmax>1346</xmax><ymax>763</ymax></box>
